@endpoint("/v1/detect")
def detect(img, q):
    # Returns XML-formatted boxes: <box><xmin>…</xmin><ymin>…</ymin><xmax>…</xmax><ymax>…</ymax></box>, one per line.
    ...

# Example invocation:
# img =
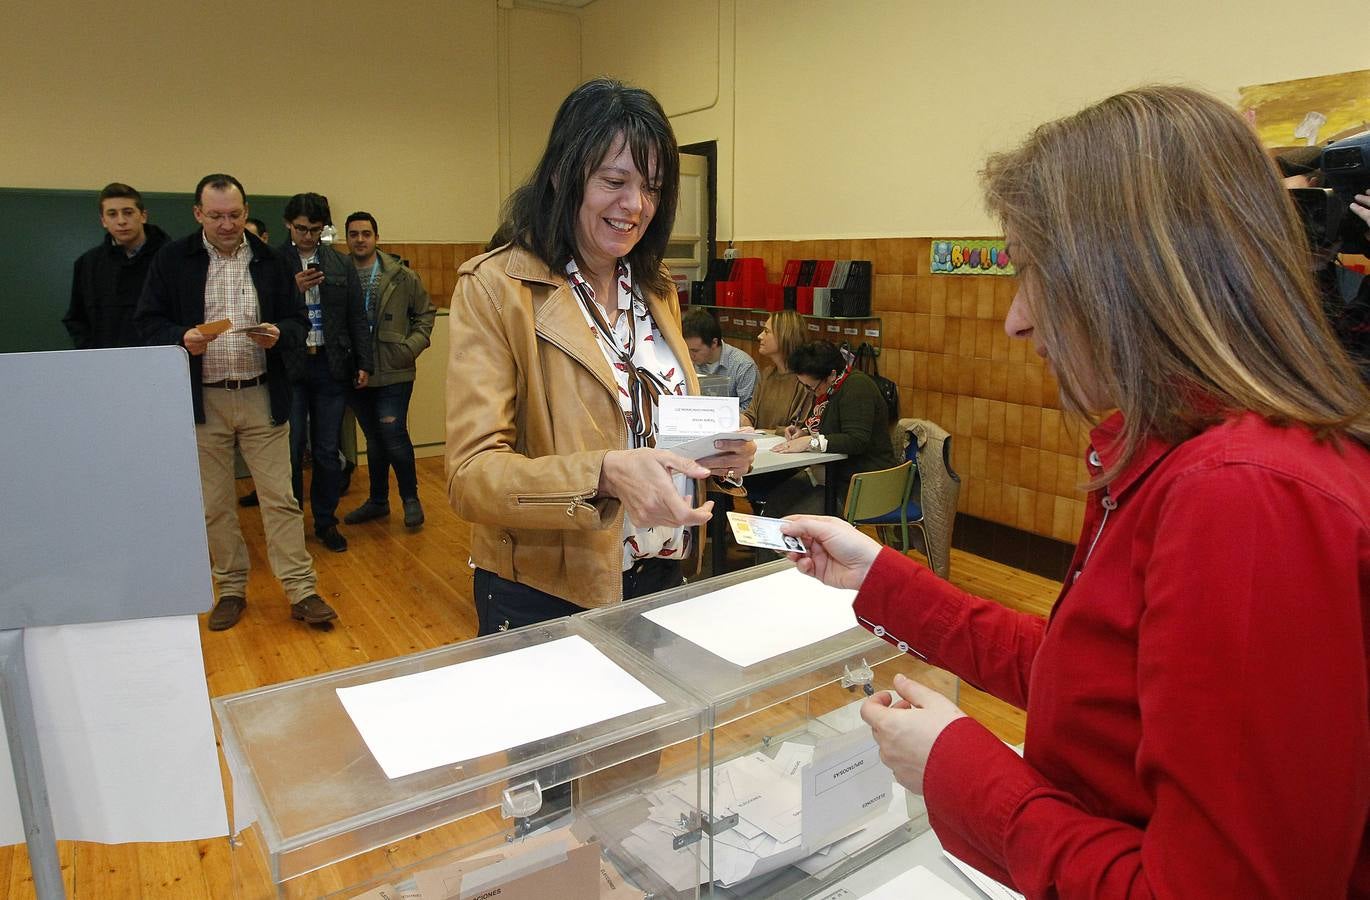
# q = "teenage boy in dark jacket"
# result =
<box><xmin>65</xmin><ymin>182</ymin><xmax>170</xmax><ymax>348</ymax></box>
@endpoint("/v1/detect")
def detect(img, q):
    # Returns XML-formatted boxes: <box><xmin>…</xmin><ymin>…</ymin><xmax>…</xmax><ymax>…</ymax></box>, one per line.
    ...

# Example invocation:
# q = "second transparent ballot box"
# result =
<box><xmin>213</xmin><ymin>617</ymin><xmax>709</xmax><ymax>899</ymax></box>
<box><xmin>580</xmin><ymin>561</ymin><xmax>959</xmax><ymax>898</ymax></box>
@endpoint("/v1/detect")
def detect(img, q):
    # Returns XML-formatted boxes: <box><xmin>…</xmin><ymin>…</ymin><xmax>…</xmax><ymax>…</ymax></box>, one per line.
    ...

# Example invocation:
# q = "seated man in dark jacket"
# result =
<box><xmin>135</xmin><ymin>173</ymin><xmax>338</xmax><ymax>631</ymax></box>
<box><xmin>278</xmin><ymin>193</ymin><xmax>373</xmax><ymax>553</ymax></box>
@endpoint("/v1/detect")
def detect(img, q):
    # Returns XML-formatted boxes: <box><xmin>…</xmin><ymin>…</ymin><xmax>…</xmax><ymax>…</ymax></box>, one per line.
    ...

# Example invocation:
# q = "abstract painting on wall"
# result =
<box><xmin>1238</xmin><ymin>69</ymin><xmax>1370</xmax><ymax>149</ymax></box>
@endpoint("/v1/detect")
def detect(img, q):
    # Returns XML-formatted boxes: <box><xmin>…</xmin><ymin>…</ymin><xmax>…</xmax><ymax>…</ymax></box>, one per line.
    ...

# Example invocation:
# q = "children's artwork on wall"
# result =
<box><xmin>1238</xmin><ymin>69</ymin><xmax>1370</xmax><ymax>148</ymax></box>
<box><xmin>931</xmin><ymin>239</ymin><xmax>1014</xmax><ymax>276</ymax></box>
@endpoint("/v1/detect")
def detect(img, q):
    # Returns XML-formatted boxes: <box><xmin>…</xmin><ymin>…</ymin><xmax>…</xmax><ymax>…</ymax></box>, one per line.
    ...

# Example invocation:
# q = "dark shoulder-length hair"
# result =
<box><xmin>788</xmin><ymin>340</ymin><xmax>846</xmax><ymax>379</ymax></box>
<box><xmin>982</xmin><ymin>85</ymin><xmax>1369</xmax><ymax>484</ymax></box>
<box><xmin>498</xmin><ymin>78</ymin><xmax>680</xmax><ymax>298</ymax></box>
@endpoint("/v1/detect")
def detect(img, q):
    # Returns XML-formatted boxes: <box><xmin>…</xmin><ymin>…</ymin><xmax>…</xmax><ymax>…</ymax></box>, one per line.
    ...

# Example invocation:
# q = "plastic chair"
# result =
<box><xmin>843</xmin><ymin>460</ymin><xmax>918</xmax><ymax>549</ymax></box>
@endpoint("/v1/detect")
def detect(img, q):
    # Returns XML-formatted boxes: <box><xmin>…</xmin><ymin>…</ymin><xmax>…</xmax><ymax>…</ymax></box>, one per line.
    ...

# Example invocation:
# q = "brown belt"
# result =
<box><xmin>305</xmin><ymin>346</ymin><xmax>321</xmax><ymax>355</ymax></box>
<box><xmin>203</xmin><ymin>375</ymin><xmax>265</xmax><ymax>390</ymax></box>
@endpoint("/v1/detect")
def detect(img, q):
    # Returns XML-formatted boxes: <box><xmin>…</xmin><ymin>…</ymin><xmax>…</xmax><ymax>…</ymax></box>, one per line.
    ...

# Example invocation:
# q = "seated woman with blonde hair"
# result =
<box><xmin>742</xmin><ymin>309</ymin><xmax>810</xmax><ymax>430</ymax></box>
<box><xmin>783</xmin><ymin>86</ymin><xmax>1370</xmax><ymax>896</ymax></box>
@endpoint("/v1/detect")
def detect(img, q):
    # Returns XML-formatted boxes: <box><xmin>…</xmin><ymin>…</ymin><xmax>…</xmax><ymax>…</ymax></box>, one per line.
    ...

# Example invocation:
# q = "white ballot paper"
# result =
<box><xmin>801</xmin><ymin>728</ymin><xmax>896</xmax><ymax>850</ymax></box>
<box><xmin>855</xmin><ymin>865</ymin><xmax>971</xmax><ymax>899</ymax></box>
<box><xmin>655</xmin><ymin>395</ymin><xmax>757</xmax><ymax>460</ymax></box>
<box><xmin>0</xmin><ymin>616</ymin><xmax>227</xmax><ymax>845</ymax></box>
<box><xmin>642</xmin><ymin>567</ymin><xmax>858</xmax><ymax>667</ymax></box>
<box><xmin>336</xmin><ymin>635</ymin><xmax>665</xmax><ymax>779</ymax></box>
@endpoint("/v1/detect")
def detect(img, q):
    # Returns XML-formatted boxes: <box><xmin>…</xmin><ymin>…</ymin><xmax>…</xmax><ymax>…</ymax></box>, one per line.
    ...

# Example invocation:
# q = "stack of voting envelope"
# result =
<box><xmin>351</xmin><ymin>826</ymin><xmax>646</xmax><ymax>900</ymax></box>
<box><xmin>624</xmin><ymin>731</ymin><xmax>912</xmax><ymax>892</ymax></box>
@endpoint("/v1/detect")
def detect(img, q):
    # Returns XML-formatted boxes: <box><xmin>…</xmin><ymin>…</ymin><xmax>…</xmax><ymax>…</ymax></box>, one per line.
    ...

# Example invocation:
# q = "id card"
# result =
<box><xmin>726</xmin><ymin>512</ymin><xmax>807</xmax><ymax>554</ymax></box>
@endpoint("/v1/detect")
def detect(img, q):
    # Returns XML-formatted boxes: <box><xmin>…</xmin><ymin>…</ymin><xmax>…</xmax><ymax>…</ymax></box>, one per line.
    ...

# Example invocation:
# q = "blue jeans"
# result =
<box><xmin>472</xmin><ymin>559</ymin><xmax>683</xmax><ymax>636</ymax></box>
<box><xmin>349</xmin><ymin>380</ymin><xmax>418</xmax><ymax>502</ymax></box>
<box><xmin>289</xmin><ymin>353</ymin><xmax>347</xmax><ymax>532</ymax></box>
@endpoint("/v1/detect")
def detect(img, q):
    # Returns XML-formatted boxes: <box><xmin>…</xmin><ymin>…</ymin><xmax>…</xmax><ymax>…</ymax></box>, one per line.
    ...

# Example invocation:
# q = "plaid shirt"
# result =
<box><xmin>200</xmin><ymin>233</ymin><xmax>265</xmax><ymax>381</ymax></box>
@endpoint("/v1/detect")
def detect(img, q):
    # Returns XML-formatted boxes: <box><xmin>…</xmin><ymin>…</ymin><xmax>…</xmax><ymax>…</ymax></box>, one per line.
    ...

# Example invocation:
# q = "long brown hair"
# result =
<box><xmin>983</xmin><ymin>85</ymin><xmax>1369</xmax><ymax>484</ymax></box>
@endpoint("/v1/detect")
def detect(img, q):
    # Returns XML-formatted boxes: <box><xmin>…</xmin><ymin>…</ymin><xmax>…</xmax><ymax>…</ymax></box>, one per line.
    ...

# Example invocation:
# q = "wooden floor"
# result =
<box><xmin>0</xmin><ymin>457</ymin><xmax>1061</xmax><ymax>897</ymax></box>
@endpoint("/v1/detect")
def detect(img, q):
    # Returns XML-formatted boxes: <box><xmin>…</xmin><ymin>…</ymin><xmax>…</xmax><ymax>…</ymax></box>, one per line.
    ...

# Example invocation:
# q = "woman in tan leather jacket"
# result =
<box><xmin>446</xmin><ymin>79</ymin><xmax>755</xmax><ymax>635</ymax></box>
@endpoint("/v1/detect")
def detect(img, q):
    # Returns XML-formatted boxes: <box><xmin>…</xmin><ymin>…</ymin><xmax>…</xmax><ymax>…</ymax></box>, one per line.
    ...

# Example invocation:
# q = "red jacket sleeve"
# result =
<box><xmin>853</xmin><ymin>547</ymin><xmax>1046</xmax><ymax>708</ymax></box>
<box><xmin>921</xmin><ymin>462</ymin><xmax>1370</xmax><ymax>898</ymax></box>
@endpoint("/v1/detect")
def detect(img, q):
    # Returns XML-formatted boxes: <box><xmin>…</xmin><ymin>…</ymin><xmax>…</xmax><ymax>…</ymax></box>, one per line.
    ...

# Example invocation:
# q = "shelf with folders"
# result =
<box><xmin>693</xmin><ymin>258</ymin><xmax>873</xmax><ymax>318</ymax></box>
<box><xmin>691</xmin><ymin>306</ymin><xmax>882</xmax><ymax>356</ymax></box>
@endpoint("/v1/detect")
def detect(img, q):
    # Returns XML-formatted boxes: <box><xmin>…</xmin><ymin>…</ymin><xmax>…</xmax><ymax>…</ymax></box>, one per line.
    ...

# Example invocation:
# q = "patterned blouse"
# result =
<box><xmin>566</xmin><ymin>259</ymin><xmax>692</xmax><ymax>568</ymax></box>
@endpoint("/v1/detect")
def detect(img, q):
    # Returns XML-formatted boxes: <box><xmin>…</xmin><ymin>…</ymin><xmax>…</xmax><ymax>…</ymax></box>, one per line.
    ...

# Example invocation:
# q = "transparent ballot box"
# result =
<box><xmin>580</xmin><ymin>561</ymin><xmax>959</xmax><ymax>898</ymax></box>
<box><xmin>214</xmin><ymin>618</ymin><xmax>708</xmax><ymax>899</ymax></box>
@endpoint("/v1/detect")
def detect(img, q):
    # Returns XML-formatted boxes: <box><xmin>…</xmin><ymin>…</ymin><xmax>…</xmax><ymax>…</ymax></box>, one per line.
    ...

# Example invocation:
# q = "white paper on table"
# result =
<box><xmin>336</xmin><ymin>635</ymin><xmax>665</xmax><ymax>779</ymax></box>
<box><xmin>753</xmin><ymin>434</ymin><xmax>786</xmax><ymax>451</ymax></box>
<box><xmin>944</xmin><ymin>852</ymin><xmax>1026</xmax><ymax>900</ymax></box>
<box><xmin>856</xmin><ymin>865</ymin><xmax>971</xmax><ymax>899</ymax></box>
<box><xmin>0</xmin><ymin>616</ymin><xmax>227</xmax><ymax>845</ymax></box>
<box><xmin>642</xmin><ymin>567</ymin><xmax>858</xmax><ymax>667</ymax></box>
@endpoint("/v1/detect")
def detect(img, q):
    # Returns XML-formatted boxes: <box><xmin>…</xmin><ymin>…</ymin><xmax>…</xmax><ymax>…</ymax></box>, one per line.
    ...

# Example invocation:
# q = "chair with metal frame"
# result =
<box><xmin>843</xmin><ymin>459</ymin><xmax>916</xmax><ymax>546</ymax></box>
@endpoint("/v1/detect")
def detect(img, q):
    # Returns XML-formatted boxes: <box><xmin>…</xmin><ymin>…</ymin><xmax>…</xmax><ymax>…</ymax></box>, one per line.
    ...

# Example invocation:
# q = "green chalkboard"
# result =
<box><xmin>0</xmin><ymin>187</ymin><xmax>290</xmax><ymax>353</ymax></box>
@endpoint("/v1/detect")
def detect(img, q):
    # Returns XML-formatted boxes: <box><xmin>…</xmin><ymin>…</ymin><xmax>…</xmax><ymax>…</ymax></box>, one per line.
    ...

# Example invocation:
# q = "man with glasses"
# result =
<box><xmin>136</xmin><ymin>174</ymin><xmax>339</xmax><ymax>631</ymax></box>
<box><xmin>278</xmin><ymin>193</ymin><xmax>372</xmax><ymax>554</ymax></box>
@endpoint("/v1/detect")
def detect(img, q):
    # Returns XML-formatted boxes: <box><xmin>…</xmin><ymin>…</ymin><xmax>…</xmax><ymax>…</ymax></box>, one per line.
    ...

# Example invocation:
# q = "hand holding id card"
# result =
<box><xmin>726</xmin><ymin>512</ymin><xmax>807</xmax><ymax>554</ymax></box>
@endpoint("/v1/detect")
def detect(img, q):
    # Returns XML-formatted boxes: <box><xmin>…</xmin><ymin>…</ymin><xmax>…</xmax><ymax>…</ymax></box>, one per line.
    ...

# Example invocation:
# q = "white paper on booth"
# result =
<box><xmin>0</xmin><ymin>615</ymin><xmax>227</xmax><ymax>845</ymax></box>
<box><xmin>336</xmin><ymin>635</ymin><xmax>665</xmax><ymax>779</ymax></box>
<box><xmin>642</xmin><ymin>567</ymin><xmax>858</xmax><ymax>667</ymax></box>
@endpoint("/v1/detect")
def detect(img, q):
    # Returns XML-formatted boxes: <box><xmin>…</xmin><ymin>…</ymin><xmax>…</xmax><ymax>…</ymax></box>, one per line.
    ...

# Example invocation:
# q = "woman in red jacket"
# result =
<box><xmin>783</xmin><ymin>86</ymin><xmax>1370</xmax><ymax>898</ymax></box>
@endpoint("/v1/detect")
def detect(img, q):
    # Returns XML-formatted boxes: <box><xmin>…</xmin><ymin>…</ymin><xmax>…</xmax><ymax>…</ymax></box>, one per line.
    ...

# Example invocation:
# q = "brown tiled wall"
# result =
<box><xmin>372</xmin><ymin>242</ymin><xmax>487</xmax><ymax>306</ymax></box>
<box><xmin>730</xmin><ymin>237</ymin><xmax>1090</xmax><ymax>543</ymax></box>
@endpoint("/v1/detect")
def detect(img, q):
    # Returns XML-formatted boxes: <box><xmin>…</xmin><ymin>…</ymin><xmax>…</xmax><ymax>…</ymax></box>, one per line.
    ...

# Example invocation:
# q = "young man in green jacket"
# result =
<box><xmin>342</xmin><ymin>211</ymin><xmax>436</xmax><ymax>529</ymax></box>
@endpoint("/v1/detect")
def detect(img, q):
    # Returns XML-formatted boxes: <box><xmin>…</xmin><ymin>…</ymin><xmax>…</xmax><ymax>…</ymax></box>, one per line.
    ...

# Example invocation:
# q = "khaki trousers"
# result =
<box><xmin>197</xmin><ymin>384</ymin><xmax>316</xmax><ymax>603</ymax></box>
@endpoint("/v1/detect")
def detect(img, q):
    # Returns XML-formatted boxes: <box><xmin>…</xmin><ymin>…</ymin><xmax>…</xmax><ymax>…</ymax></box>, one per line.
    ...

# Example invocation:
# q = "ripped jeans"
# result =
<box><xmin>349</xmin><ymin>380</ymin><xmax>418</xmax><ymax>503</ymax></box>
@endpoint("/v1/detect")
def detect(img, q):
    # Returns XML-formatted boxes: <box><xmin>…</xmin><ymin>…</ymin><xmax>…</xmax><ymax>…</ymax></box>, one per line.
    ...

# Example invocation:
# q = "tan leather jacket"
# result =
<box><xmin>445</xmin><ymin>244</ymin><xmax>701</xmax><ymax>608</ymax></box>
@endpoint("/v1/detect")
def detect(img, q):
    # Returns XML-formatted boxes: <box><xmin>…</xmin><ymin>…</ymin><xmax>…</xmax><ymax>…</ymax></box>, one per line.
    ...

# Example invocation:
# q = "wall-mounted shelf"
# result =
<box><xmin>688</xmin><ymin>304</ymin><xmax>882</xmax><ymax>353</ymax></box>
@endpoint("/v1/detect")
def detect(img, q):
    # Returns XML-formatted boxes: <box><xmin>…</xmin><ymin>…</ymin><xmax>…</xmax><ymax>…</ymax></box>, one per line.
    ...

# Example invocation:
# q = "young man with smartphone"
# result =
<box><xmin>279</xmin><ymin>193</ymin><xmax>372</xmax><ymax>553</ymax></box>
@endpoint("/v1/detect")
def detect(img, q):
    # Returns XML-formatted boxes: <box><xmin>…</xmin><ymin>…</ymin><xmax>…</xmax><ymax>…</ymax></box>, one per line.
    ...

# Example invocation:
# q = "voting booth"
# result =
<box><xmin>216</xmin><ymin>562</ymin><xmax>956</xmax><ymax>898</ymax></box>
<box><xmin>215</xmin><ymin>616</ymin><xmax>708</xmax><ymax>898</ymax></box>
<box><xmin>582</xmin><ymin>562</ymin><xmax>957</xmax><ymax>897</ymax></box>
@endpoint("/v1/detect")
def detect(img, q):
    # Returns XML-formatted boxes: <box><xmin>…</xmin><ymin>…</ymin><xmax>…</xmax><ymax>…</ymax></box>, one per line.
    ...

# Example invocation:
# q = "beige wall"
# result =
<box><xmin>0</xmin><ymin>0</ymin><xmax>502</xmax><ymax>242</ymax></box>
<box><xmin>578</xmin><ymin>0</ymin><xmax>1370</xmax><ymax>240</ymax></box>
<box><xmin>500</xmin><ymin>5</ymin><xmax>583</xmax><ymax>198</ymax></box>
<box><xmin>580</xmin><ymin>0</ymin><xmax>737</xmax><ymax>240</ymax></box>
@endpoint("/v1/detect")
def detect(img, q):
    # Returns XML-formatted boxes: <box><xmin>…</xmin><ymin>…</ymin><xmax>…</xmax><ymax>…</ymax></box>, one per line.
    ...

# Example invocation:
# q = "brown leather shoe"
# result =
<box><xmin>291</xmin><ymin>594</ymin><xmax>338</xmax><ymax>625</ymax></box>
<box><xmin>208</xmin><ymin>595</ymin><xmax>246</xmax><ymax>631</ymax></box>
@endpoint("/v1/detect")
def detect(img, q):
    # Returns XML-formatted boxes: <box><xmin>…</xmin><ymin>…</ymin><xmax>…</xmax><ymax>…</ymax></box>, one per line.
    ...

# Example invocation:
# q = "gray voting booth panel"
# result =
<box><xmin>0</xmin><ymin>347</ymin><xmax>213</xmax><ymax>628</ymax></box>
